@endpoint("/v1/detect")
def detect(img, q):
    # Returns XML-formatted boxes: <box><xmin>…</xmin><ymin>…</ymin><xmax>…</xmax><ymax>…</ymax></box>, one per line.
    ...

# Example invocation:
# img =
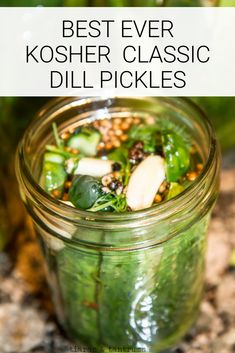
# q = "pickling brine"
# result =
<box><xmin>16</xmin><ymin>97</ymin><xmax>220</xmax><ymax>352</ymax></box>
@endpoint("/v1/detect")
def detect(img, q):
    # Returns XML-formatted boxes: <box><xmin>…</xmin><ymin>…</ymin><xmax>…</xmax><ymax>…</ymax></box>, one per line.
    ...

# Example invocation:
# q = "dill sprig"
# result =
<box><xmin>52</xmin><ymin>122</ymin><xmax>64</xmax><ymax>149</ymax></box>
<box><xmin>45</xmin><ymin>144</ymin><xmax>74</xmax><ymax>159</ymax></box>
<box><xmin>88</xmin><ymin>193</ymin><xmax>127</xmax><ymax>213</ymax></box>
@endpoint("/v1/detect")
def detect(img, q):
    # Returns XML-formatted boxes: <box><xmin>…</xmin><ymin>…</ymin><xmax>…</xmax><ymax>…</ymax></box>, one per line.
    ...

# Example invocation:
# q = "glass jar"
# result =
<box><xmin>16</xmin><ymin>97</ymin><xmax>220</xmax><ymax>352</ymax></box>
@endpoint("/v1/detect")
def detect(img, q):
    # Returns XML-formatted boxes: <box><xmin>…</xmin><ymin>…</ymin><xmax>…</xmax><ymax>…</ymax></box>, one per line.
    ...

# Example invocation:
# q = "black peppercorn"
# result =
<box><xmin>128</xmin><ymin>148</ymin><xmax>144</xmax><ymax>164</ymax></box>
<box><xmin>133</xmin><ymin>140</ymin><xmax>144</xmax><ymax>150</ymax></box>
<box><xmin>112</xmin><ymin>162</ymin><xmax>122</xmax><ymax>172</ymax></box>
<box><xmin>109</xmin><ymin>180</ymin><xmax>119</xmax><ymax>191</ymax></box>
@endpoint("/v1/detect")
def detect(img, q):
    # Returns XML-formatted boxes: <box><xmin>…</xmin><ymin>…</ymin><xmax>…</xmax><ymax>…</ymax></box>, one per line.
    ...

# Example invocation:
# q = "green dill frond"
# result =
<box><xmin>52</xmin><ymin>122</ymin><xmax>64</xmax><ymax>148</ymax></box>
<box><xmin>45</xmin><ymin>144</ymin><xmax>75</xmax><ymax>159</ymax></box>
<box><xmin>88</xmin><ymin>192</ymin><xmax>127</xmax><ymax>213</ymax></box>
<box><xmin>159</xmin><ymin>118</ymin><xmax>191</xmax><ymax>148</ymax></box>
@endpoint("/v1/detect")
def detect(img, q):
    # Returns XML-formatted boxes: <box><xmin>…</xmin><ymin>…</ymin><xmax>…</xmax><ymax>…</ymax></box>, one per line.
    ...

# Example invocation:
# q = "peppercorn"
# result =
<box><xmin>113</xmin><ymin>171</ymin><xmax>121</xmax><ymax>179</ymax></box>
<box><xmin>113</xmin><ymin>140</ymin><xmax>121</xmax><ymax>148</ymax></box>
<box><xmin>196</xmin><ymin>163</ymin><xmax>203</xmax><ymax>172</ymax></box>
<box><xmin>65</xmin><ymin>181</ymin><xmax>72</xmax><ymax>190</ymax></box>
<box><xmin>109</xmin><ymin>180</ymin><xmax>119</xmax><ymax>191</ymax></box>
<box><xmin>62</xmin><ymin>193</ymin><xmax>69</xmax><ymax>201</ymax></box>
<box><xmin>97</xmin><ymin>149</ymin><xmax>108</xmax><ymax>157</ymax></box>
<box><xmin>65</xmin><ymin>146</ymin><xmax>72</xmax><ymax>153</ymax></box>
<box><xmin>114</xmin><ymin>118</ymin><xmax>122</xmax><ymax>125</ymax></box>
<box><xmin>133</xmin><ymin>140</ymin><xmax>144</xmax><ymax>150</ymax></box>
<box><xmin>126</xmin><ymin>117</ymin><xmax>133</xmax><ymax>124</ymax></box>
<box><xmin>159</xmin><ymin>181</ymin><xmax>168</xmax><ymax>194</ymax></box>
<box><xmin>93</xmin><ymin>121</ymin><xmax>100</xmax><ymax>129</ymax></box>
<box><xmin>115</xmin><ymin>129</ymin><xmax>123</xmax><ymax>136</ymax></box>
<box><xmin>61</xmin><ymin>131</ymin><xmax>70</xmax><ymax>140</ymax></box>
<box><xmin>101</xmin><ymin>119</ymin><xmax>112</xmax><ymax>128</ymax></box>
<box><xmin>116</xmin><ymin>182</ymin><xmax>123</xmax><ymax>195</ymax></box>
<box><xmin>52</xmin><ymin>189</ymin><xmax>61</xmax><ymax>198</ymax></box>
<box><xmin>106</xmin><ymin>142</ymin><xmax>113</xmax><ymax>150</ymax></box>
<box><xmin>97</xmin><ymin>142</ymin><xmax>105</xmax><ymax>151</ymax></box>
<box><xmin>154</xmin><ymin>194</ymin><xmax>162</xmax><ymax>203</ymax></box>
<box><xmin>102</xmin><ymin>186</ymin><xmax>110</xmax><ymax>194</ymax></box>
<box><xmin>120</xmin><ymin>122</ymin><xmax>130</xmax><ymax>131</ymax></box>
<box><xmin>71</xmin><ymin>148</ymin><xmax>79</xmax><ymax>155</ymax></box>
<box><xmin>102</xmin><ymin>174</ymin><xmax>112</xmax><ymax>186</ymax></box>
<box><xmin>190</xmin><ymin>146</ymin><xmax>197</xmax><ymax>154</ymax></box>
<box><xmin>120</xmin><ymin>134</ymin><xmax>128</xmax><ymax>142</ymax></box>
<box><xmin>112</xmin><ymin>162</ymin><xmax>122</xmax><ymax>172</ymax></box>
<box><xmin>103</xmin><ymin>135</ymin><xmax>110</xmax><ymax>143</ymax></box>
<box><xmin>133</xmin><ymin>117</ymin><xmax>141</xmax><ymax>124</ymax></box>
<box><xmin>128</xmin><ymin>148</ymin><xmax>144</xmax><ymax>164</ymax></box>
<box><xmin>186</xmin><ymin>171</ymin><xmax>198</xmax><ymax>181</ymax></box>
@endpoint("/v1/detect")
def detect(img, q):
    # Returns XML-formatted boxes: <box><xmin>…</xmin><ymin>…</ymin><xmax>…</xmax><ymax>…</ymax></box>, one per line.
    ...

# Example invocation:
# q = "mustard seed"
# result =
<box><xmin>120</xmin><ymin>122</ymin><xmax>129</xmax><ymax>131</ymax></box>
<box><xmin>186</xmin><ymin>171</ymin><xmax>198</xmax><ymax>181</ymax></box>
<box><xmin>196</xmin><ymin>163</ymin><xmax>203</xmax><ymax>172</ymax></box>
<box><xmin>120</xmin><ymin>134</ymin><xmax>128</xmax><ymax>141</ymax></box>
<box><xmin>154</xmin><ymin>194</ymin><xmax>162</xmax><ymax>203</ymax></box>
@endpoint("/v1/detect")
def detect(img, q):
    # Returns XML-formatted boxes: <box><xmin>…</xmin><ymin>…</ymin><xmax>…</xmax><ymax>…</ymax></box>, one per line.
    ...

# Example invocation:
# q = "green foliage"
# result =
<box><xmin>164</xmin><ymin>0</ymin><xmax>202</xmax><ymax>6</ymax></box>
<box><xmin>45</xmin><ymin>145</ymin><xmax>75</xmax><ymax>159</ymax></box>
<box><xmin>192</xmin><ymin>97</ymin><xmax>235</xmax><ymax>151</ymax></box>
<box><xmin>108</xmin><ymin>147</ymin><xmax>131</xmax><ymax>186</ymax></box>
<box><xmin>162</xmin><ymin>132</ymin><xmax>191</xmax><ymax>182</ymax></box>
<box><xmin>40</xmin><ymin>125</ymin><xmax>68</xmax><ymax>195</ymax></box>
<box><xmin>40</xmin><ymin>158</ymin><xmax>67</xmax><ymax>196</ymax></box>
<box><xmin>219</xmin><ymin>0</ymin><xmax>235</xmax><ymax>5</ymax></box>
<box><xmin>88</xmin><ymin>192</ymin><xmax>127</xmax><ymax>212</ymax></box>
<box><xmin>0</xmin><ymin>0</ymin><xmax>93</xmax><ymax>5</ymax></box>
<box><xmin>67</xmin><ymin>127</ymin><xmax>101</xmax><ymax>157</ymax></box>
<box><xmin>128</xmin><ymin>119</ymin><xmax>191</xmax><ymax>183</ymax></box>
<box><xmin>52</xmin><ymin>122</ymin><xmax>64</xmax><ymax>149</ymax></box>
<box><xmin>128</xmin><ymin>123</ymin><xmax>161</xmax><ymax>153</ymax></box>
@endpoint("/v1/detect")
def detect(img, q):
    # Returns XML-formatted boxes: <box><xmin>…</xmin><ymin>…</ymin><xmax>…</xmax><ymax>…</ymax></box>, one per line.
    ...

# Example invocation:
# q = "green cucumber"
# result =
<box><xmin>67</xmin><ymin>129</ymin><xmax>100</xmax><ymax>157</ymax></box>
<box><xmin>57</xmin><ymin>245</ymin><xmax>100</xmax><ymax>346</ymax></box>
<box><xmin>162</xmin><ymin>133</ymin><xmax>190</xmax><ymax>182</ymax></box>
<box><xmin>152</xmin><ymin>215</ymin><xmax>209</xmax><ymax>352</ymax></box>
<box><xmin>166</xmin><ymin>182</ymin><xmax>184</xmax><ymax>200</ymax></box>
<box><xmin>40</xmin><ymin>157</ymin><xmax>67</xmax><ymax>197</ymax></box>
<box><xmin>69</xmin><ymin>175</ymin><xmax>103</xmax><ymax>209</ymax></box>
<box><xmin>44</xmin><ymin>152</ymin><xmax>65</xmax><ymax>165</ymax></box>
<box><xmin>97</xmin><ymin>243</ymin><xmax>163</xmax><ymax>348</ymax></box>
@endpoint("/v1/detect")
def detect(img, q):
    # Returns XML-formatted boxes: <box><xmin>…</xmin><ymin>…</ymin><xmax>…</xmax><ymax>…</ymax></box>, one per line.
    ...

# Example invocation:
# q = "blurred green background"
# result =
<box><xmin>0</xmin><ymin>0</ymin><xmax>235</xmax><ymax>249</ymax></box>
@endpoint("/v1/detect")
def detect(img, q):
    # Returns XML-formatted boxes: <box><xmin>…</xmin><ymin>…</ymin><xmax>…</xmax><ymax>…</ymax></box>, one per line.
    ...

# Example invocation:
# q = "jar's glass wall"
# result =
<box><xmin>16</xmin><ymin>97</ymin><xmax>220</xmax><ymax>352</ymax></box>
<box><xmin>35</xmin><ymin>213</ymin><xmax>209</xmax><ymax>352</ymax></box>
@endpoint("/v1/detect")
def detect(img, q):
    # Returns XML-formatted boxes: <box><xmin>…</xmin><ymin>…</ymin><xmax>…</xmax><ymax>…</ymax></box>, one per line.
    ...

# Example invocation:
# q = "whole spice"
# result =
<box><xmin>128</xmin><ymin>141</ymin><xmax>145</xmax><ymax>164</ymax></box>
<box><xmin>186</xmin><ymin>171</ymin><xmax>198</xmax><ymax>181</ymax></box>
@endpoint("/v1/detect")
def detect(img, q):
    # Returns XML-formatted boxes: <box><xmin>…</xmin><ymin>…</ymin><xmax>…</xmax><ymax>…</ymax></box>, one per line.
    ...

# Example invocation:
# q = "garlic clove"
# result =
<box><xmin>74</xmin><ymin>158</ymin><xmax>114</xmax><ymax>178</ymax></box>
<box><xmin>126</xmin><ymin>155</ymin><xmax>165</xmax><ymax>211</ymax></box>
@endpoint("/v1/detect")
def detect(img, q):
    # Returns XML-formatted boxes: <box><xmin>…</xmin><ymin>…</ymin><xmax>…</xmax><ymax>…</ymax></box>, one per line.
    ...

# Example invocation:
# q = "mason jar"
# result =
<box><xmin>16</xmin><ymin>97</ymin><xmax>220</xmax><ymax>352</ymax></box>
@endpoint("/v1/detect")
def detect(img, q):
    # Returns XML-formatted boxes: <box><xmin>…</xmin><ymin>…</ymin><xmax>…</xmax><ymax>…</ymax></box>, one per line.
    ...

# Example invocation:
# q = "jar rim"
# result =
<box><xmin>16</xmin><ymin>96</ymin><xmax>219</xmax><ymax>230</ymax></box>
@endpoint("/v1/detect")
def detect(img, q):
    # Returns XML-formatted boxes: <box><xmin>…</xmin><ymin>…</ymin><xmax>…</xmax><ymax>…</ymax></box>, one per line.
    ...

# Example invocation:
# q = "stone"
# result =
<box><xmin>0</xmin><ymin>303</ymin><xmax>45</xmax><ymax>353</ymax></box>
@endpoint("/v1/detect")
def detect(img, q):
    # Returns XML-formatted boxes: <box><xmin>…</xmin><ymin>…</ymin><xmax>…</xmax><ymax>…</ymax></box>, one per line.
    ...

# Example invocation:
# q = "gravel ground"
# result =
<box><xmin>0</xmin><ymin>150</ymin><xmax>234</xmax><ymax>353</ymax></box>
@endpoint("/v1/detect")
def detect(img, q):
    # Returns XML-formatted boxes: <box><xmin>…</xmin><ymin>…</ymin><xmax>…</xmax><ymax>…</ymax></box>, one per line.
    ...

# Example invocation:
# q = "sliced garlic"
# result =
<box><xmin>74</xmin><ymin>158</ymin><xmax>114</xmax><ymax>178</ymax></box>
<box><xmin>126</xmin><ymin>155</ymin><xmax>165</xmax><ymax>211</ymax></box>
